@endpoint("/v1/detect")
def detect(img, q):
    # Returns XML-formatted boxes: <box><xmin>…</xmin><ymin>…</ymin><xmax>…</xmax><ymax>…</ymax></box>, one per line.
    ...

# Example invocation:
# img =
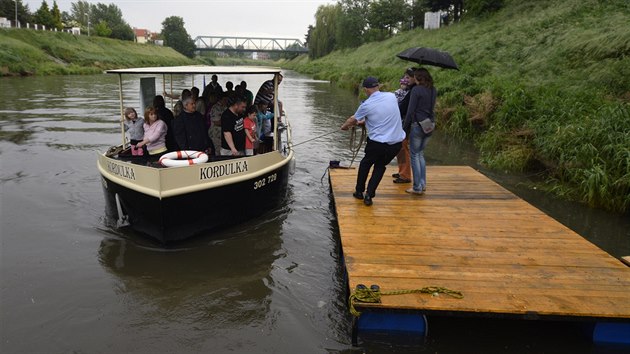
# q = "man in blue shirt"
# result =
<box><xmin>341</xmin><ymin>77</ymin><xmax>406</xmax><ymax>206</ymax></box>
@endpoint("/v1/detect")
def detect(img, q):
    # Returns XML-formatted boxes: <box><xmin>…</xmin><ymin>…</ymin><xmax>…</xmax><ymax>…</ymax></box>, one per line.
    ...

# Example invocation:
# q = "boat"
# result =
<box><xmin>97</xmin><ymin>66</ymin><xmax>294</xmax><ymax>243</ymax></box>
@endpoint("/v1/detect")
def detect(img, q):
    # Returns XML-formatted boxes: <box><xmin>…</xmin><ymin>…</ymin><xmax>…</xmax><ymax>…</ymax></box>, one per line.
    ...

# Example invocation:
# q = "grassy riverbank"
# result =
<box><xmin>0</xmin><ymin>28</ymin><xmax>194</xmax><ymax>76</ymax></box>
<box><xmin>283</xmin><ymin>0</ymin><xmax>630</xmax><ymax>213</ymax></box>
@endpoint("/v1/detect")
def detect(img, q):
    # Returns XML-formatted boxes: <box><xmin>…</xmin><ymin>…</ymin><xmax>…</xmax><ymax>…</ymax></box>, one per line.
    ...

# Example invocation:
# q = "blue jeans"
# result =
<box><xmin>409</xmin><ymin>124</ymin><xmax>431</xmax><ymax>192</ymax></box>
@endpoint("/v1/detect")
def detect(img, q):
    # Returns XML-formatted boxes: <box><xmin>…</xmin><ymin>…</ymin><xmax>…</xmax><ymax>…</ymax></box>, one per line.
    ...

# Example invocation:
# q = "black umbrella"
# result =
<box><xmin>396</xmin><ymin>47</ymin><xmax>459</xmax><ymax>70</ymax></box>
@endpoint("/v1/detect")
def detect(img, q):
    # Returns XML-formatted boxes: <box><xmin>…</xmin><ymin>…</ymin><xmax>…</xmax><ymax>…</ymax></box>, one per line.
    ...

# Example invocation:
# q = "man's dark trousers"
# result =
<box><xmin>355</xmin><ymin>138</ymin><xmax>402</xmax><ymax>198</ymax></box>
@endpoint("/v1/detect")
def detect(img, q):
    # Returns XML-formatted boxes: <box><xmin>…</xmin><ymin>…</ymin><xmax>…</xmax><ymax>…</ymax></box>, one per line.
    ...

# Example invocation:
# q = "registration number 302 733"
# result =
<box><xmin>254</xmin><ymin>173</ymin><xmax>277</xmax><ymax>190</ymax></box>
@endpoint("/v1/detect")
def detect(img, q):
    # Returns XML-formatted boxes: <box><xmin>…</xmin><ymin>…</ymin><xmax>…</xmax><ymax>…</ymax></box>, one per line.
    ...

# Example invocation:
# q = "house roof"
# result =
<box><xmin>133</xmin><ymin>28</ymin><xmax>149</xmax><ymax>37</ymax></box>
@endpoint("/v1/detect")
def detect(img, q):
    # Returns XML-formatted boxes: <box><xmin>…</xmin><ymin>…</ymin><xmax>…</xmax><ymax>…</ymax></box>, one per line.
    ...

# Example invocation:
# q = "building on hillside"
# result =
<box><xmin>253</xmin><ymin>52</ymin><xmax>270</xmax><ymax>61</ymax></box>
<box><xmin>63</xmin><ymin>26</ymin><xmax>81</xmax><ymax>35</ymax></box>
<box><xmin>0</xmin><ymin>17</ymin><xmax>11</xmax><ymax>28</ymax></box>
<box><xmin>424</xmin><ymin>12</ymin><xmax>441</xmax><ymax>29</ymax></box>
<box><xmin>133</xmin><ymin>28</ymin><xmax>151</xmax><ymax>44</ymax></box>
<box><xmin>424</xmin><ymin>10</ymin><xmax>449</xmax><ymax>30</ymax></box>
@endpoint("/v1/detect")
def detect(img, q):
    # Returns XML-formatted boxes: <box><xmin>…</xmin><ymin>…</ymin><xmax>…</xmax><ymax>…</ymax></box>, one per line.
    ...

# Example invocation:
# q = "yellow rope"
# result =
<box><xmin>349</xmin><ymin>286</ymin><xmax>464</xmax><ymax>317</ymax></box>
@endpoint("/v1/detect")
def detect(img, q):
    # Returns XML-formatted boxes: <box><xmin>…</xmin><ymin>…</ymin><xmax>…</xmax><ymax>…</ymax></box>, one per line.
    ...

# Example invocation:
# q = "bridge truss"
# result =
<box><xmin>194</xmin><ymin>36</ymin><xmax>308</xmax><ymax>54</ymax></box>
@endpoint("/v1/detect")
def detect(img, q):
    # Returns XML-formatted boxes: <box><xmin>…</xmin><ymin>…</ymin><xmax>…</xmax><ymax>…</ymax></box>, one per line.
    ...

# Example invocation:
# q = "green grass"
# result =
<box><xmin>0</xmin><ymin>28</ymin><xmax>195</xmax><ymax>75</ymax></box>
<box><xmin>284</xmin><ymin>0</ymin><xmax>630</xmax><ymax>213</ymax></box>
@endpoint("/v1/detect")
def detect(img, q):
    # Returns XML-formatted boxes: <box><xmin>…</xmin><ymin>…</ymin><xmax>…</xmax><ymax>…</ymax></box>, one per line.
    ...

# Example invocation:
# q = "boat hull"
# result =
<box><xmin>100</xmin><ymin>155</ymin><xmax>291</xmax><ymax>243</ymax></box>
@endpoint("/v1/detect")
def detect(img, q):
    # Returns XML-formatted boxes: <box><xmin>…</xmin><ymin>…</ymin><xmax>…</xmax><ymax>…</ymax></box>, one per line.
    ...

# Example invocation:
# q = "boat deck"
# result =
<box><xmin>330</xmin><ymin>166</ymin><xmax>630</xmax><ymax>319</ymax></box>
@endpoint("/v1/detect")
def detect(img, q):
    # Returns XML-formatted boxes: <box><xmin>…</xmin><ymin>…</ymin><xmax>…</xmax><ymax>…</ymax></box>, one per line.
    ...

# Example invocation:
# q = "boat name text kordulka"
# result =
<box><xmin>107</xmin><ymin>161</ymin><xmax>136</xmax><ymax>180</ymax></box>
<box><xmin>200</xmin><ymin>161</ymin><xmax>249</xmax><ymax>180</ymax></box>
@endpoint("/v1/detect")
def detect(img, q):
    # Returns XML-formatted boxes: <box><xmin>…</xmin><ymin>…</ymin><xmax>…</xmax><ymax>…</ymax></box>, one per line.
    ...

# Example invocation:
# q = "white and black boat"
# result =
<box><xmin>98</xmin><ymin>66</ymin><xmax>294</xmax><ymax>243</ymax></box>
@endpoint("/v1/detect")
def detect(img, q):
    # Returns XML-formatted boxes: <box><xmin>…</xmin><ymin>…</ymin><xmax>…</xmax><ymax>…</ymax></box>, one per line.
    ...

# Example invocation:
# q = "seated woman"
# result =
<box><xmin>135</xmin><ymin>106</ymin><xmax>168</xmax><ymax>158</ymax></box>
<box><xmin>153</xmin><ymin>95</ymin><xmax>177</xmax><ymax>152</ymax></box>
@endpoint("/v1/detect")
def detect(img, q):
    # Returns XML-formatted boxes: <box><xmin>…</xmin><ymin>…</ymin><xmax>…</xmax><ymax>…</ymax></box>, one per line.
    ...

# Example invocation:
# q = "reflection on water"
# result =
<box><xmin>98</xmin><ymin>212</ymin><xmax>284</xmax><ymax>329</ymax></box>
<box><xmin>1</xmin><ymin>72</ymin><xmax>628</xmax><ymax>353</ymax></box>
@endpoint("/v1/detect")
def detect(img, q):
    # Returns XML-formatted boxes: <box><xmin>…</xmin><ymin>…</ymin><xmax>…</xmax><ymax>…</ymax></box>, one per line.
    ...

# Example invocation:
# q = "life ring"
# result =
<box><xmin>159</xmin><ymin>150</ymin><xmax>208</xmax><ymax>167</ymax></box>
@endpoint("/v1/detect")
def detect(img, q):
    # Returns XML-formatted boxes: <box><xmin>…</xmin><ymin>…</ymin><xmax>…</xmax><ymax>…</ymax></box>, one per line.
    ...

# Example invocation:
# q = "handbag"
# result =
<box><xmin>417</xmin><ymin>88</ymin><xmax>437</xmax><ymax>134</ymax></box>
<box><xmin>419</xmin><ymin>118</ymin><xmax>435</xmax><ymax>134</ymax></box>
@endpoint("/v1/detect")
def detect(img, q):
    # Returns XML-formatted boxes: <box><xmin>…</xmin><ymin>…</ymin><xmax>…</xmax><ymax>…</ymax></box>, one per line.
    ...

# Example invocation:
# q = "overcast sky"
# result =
<box><xmin>23</xmin><ymin>0</ymin><xmax>335</xmax><ymax>39</ymax></box>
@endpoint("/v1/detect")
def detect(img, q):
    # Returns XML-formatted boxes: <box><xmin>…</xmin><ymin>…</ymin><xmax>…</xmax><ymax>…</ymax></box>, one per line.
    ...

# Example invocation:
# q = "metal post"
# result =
<box><xmin>170</xmin><ymin>74</ymin><xmax>174</xmax><ymax>110</ymax></box>
<box><xmin>162</xmin><ymin>74</ymin><xmax>166</xmax><ymax>103</ymax></box>
<box><xmin>118</xmin><ymin>74</ymin><xmax>126</xmax><ymax>148</ymax></box>
<box><xmin>15</xmin><ymin>0</ymin><xmax>18</xmax><ymax>28</ymax></box>
<box><xmin>272</xmin><ymin>74</ymin><xmax>279</xmax><ymax>151</ymax></box>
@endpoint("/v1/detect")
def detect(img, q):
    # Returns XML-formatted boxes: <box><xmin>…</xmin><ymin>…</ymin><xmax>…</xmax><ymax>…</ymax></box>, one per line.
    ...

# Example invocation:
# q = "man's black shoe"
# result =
<box><xmin>392</xmin><ymin>173</ymin><xmax>400</xmax><ymax>178</ymax></box>
<box><xmin>393</xmin><ymin>177</ymin><xmax>411</xmax><ymax>184</ymax></box>
<box><xmin>363</xmin><ymin>195</ymin><xmax>373</xmax><ymax>206</ymax></box>
<box><xmin>352</xmin><ymin>191</ymin><xmax>364</xmax><ymax>200</ymax></box>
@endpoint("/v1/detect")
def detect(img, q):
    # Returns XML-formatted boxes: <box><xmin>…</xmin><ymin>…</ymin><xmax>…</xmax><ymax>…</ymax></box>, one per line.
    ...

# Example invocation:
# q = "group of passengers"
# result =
<box><xmin>123</xmin><ymin>73</ymin><xmax>283</xmax><ymax>161</ymax></box>
<box><xmin>340</xmin><ymin>67</ymin><xmax>437</xmax><ymax>206</ymax></box>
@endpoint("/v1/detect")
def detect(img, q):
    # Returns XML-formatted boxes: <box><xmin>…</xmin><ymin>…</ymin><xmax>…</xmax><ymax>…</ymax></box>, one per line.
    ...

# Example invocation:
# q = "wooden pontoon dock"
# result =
<box><xmin>329</xmin><ymin>166</ymin><xmax>630</xmax><ymax>341</ymax></box>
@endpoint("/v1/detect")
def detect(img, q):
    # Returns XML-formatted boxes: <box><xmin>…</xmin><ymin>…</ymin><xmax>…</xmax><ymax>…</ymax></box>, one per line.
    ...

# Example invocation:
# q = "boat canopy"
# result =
<box><xmin>108</xmin><ymin>65</ymin><xmax>283</xmax><ymax>152</ymax></box>
<box><xmin>106</xmin><ymin>65</ymin><xmax>282</xmax><ymax>75</ymax></box>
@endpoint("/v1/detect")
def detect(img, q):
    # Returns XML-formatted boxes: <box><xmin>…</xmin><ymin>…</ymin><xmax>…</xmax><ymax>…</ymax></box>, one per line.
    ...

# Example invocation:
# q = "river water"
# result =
<box><xmin>1</xmin><ymin>72</ymin><xmax>628</xmax><ymax>353</ymax></box>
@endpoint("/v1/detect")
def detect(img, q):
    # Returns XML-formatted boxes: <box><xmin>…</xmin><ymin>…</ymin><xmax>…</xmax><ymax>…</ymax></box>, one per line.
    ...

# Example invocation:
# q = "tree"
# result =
<box><xmin>424</xmin><ymin>0</ymin><xmax>463</xmax><ymax>22</ymax></box>
<box><xmin>51</xmin><ymin>0</ymin><xmax>62</xmax><ymax>30</ymax></box>
<box><xmin>465</xmin><ymin>0</ymin><xmax>503</xmax><ymax>18</ymax></box>
<box><xmin>110</xmin><ymin>22</ymin><xmax>134</xmax><ymax>41</ymax></box>
<box><xmin>34</xmin><ymin>0</ymin><xmax>54</xmax><ymax>28</ymax></box>
<box><xmin>303</xmin><ymin>0</ymin><xmax>504</xmax><ymax>60</ymax></box>
<box><xmin>304</xmin><ymin>24</ymin><xmax>314</xmax><ymax>47</ymax></box>
<box><xmin>70</xmin><ymin>0</ymin><xmax>91</xmax><ymax>35</ymax></box>
<box><xmin>309</xmin><ymin>4</ymin><xmax>341</xmax><ymax>59</ymax></box>
<box><xmin>70</xmin><ymin>0</ymin><xmax>90</xmax><ymax>27</ymax></box>
<box><xmin>61</xmin><ymin>10</ymin><xmax>71</xmax><ymax>24</ymax></box>
<box><xmin>161</xmin><ymin>16</ymin><xmax>196</xmax><ymax>58</ymax></box>
<box><xmin>424</xmin><ymin>0</ymin><xmax>502</xmax><ymax>22</ymax></box>
<box><xmin>410</xmin><ymin>0</ymin><xmax>427</xmax><ymax>29</ymax></box>
<box><xmin>336</xmin><ymin>0</ymin><xmax>369</xmax><ymax>49</ymax></box>
<box><xmin>283</xmin><ymin>43</ymin><xmax>303</xmax><ymax>59</ymax></box>
<box><xmin>367</xmin><ymin>0</ymin><xmax>409</xmax><ymax>39</ymax></box>
<box><xmin>235</xmin><ymin>44</ymin><xmax>246</xmax><ymax>58</ymax></box>
<box><xmin>69</xmin><ymin>1</ymin><xmax>133</xmax><ymax>40</ymax></box>
<box><xmin>0</xmin><ymin>0</ymin><xmax>32</xmax><ymax>25</ymax></box>
<box><xmin>90</xmin><ymin>3</ymin><xmax>133</xmax><ymax>40</ymax></box>
<box><xmin>94</xmin><ymin>19</ymin><xmax>111</xmax><ymax>37</ymax></box>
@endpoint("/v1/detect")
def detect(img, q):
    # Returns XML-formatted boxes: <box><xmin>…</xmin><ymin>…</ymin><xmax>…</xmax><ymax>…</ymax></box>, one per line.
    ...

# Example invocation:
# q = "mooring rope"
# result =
<box><xmin>290</xmin><ymin>129</ymin><xmax>340</xmax><ymax>149</ymax></box>
<box><xmin>349</xmin><ymin>286</ymin><xmax>464</xmax><ymax>317</ymax></box>
<box><xmin>348</xmin><ymin>125</ymin><xmax>367</xmax><ymax>167</ymax></box>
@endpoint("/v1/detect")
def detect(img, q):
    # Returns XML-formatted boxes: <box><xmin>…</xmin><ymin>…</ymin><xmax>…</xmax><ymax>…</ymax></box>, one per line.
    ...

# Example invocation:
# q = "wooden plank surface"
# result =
<box><xmin>330</xmin><ymin>166</ymin><xmax>630</xmax><ymax>319</ymax></box>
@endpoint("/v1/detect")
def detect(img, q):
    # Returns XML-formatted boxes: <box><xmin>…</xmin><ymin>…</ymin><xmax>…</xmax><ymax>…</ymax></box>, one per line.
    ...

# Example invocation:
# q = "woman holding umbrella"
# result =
<box><xmin>403</xmin><ymin>68</ymin><xmax>437</xmax><ymax>195</ymax></box>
